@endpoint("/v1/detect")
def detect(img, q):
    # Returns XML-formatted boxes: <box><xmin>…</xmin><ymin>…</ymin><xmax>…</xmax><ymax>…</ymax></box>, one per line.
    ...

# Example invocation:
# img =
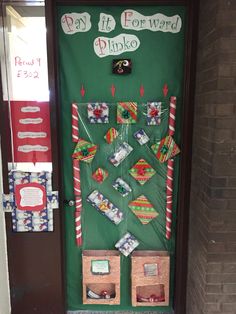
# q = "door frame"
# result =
<box><xmin>46</xmin><ymin>0</ymin><xmax>199</xmax><ymax>313</ymax></box>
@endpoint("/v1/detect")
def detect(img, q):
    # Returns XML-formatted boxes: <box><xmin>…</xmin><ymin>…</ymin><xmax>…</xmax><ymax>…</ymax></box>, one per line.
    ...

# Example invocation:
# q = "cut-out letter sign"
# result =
<box><xmin>98</xmin><ymin>13</ymin><xmax>116</xmax><ymax>33</ymax></box>
<box><xmin>94</xmin><ymin>34</ymin><xmax>140</xmax><ymax>58</ymax></box>
<box><xmin>121</xmin><ymin>10</ymin><xmax>182</xmax><ymax>33</ymax></box>
<box><xmin>61</xmin><ymin>12</ymin><xmax>91</xmax><ymax>34</ymax></box>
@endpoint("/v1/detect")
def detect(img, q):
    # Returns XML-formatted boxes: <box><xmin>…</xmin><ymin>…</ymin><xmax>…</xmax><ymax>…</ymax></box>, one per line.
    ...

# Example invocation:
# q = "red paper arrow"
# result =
<box><xmin>80</xmin><ymin>85</ymin><xmax>85</xmax><ymax>97</ymax></box>
<box><xmin>163</xmin><ymin>83</ymin><xmax>168</xmax><ymax>97</ymax></box>
<box><xmin>140</xmin><ymin>84</ymin><xmax>145</xmax><ymax>97</ymax></box>
<box><xmin>111</xmin><ymin>84</ymin><xmax>116</xmax><ymax>97</ymax></box>
<box><xmin>32</xmin><ymin>151</ymin><xmax>37</xmax><ymax>166</ymax></box>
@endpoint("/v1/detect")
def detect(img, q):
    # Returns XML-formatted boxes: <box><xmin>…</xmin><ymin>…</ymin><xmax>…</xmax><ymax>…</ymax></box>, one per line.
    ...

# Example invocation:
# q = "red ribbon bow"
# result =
<box><xmin>93</xmin><ymin>108</ymin><xmax>102</xmax><ymax>118</ymax></box>
<box><xmin>137</xmin><ymin>168</ymin><xmax>146</xmax><ymax>176</ymax></box>
<box><xmin>150</xmin><ymin>108</ymin><xmax>159</xmax><ymax>117</ymax></box>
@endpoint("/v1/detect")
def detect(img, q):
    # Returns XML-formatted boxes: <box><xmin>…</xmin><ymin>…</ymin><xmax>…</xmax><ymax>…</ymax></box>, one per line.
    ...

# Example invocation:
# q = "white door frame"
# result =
<box><xmin>0</xmin><ymin>137</ymin><xmax>11</xmax><ymax>314</ymax></box>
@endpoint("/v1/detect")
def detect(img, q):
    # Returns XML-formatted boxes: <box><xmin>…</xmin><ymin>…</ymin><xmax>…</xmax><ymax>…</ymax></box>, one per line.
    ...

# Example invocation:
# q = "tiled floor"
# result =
<box><xmin>67</xmin><ymin>312</ymin><xmax>173</xmax><ymax>314</ymax></box>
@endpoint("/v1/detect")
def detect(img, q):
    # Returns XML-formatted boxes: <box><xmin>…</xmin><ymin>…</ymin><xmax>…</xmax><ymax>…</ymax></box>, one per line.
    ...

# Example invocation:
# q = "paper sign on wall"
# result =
<box><xmin>15</xmin><ymin>182</ymin><xmax>46</xmax><ymax>211</ymax></box>
<box><xmin>10</xmin><ymin>101</ymin><xmax>51</xmax><ymax>162</ymax></box>
<box><xmin>94</xmin><ymin>34</ymin><xmax>140</xmax><ymax>58</ymax></box>
<box><xmin>9</xmin><ymin>171</ymin><xmax>54</xmax><ymax>232</ymax></box>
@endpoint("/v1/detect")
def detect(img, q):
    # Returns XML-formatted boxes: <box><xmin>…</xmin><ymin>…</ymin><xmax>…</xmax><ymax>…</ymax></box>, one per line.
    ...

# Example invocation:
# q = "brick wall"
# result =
<box><xmin>187</xmin><ymin>0</ymin><xmax>236</xmax><ymax>313</ymax></box>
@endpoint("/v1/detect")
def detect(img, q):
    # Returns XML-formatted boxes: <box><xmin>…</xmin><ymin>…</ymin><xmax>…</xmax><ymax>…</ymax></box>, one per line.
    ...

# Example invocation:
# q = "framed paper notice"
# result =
<box><xmin>15</xmin><ymin>182</ymin><xmax>46</xmax><ymax>211</ymax></box>
<box><xmin>144</xmin><ymin>263</ymin><xmax>158</xmax><ymax>277</ymax></box>
<box><xmin>91</xmin><ymin>260</ymin><xmax>110</xmax><ymax>275</ymax></box>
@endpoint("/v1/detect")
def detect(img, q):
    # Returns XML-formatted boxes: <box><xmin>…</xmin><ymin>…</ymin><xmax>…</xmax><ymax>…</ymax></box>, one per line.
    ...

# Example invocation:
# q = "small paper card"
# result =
<box><xmin>109</xmin><ymin>142</ymin><xmax>133</xmax><ymax>167</ymax></box>
<box><xmin>115</xmin><ymin>232</ymin><xmax>139</xmax><ymax>257</ymax></box>
<box><xmin>144</xmin><ymin>263</ymin><xmax>158</xmax><ymax>276</ymax></box>
<box><xmin>91</xmin><ymin>260</ymin><xmax>110</xmax><ymax>275</ymax></box>
<box><xmin>133</xmin><ymin>129</ymin><xmax>149</xmax><ymax>145</ymax></box>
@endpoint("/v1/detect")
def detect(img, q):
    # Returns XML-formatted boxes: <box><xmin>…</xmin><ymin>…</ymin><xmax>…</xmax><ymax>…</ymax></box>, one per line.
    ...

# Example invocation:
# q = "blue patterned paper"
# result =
<box><xmin>87</xmin><ymin>102</ymin><xmax>109</xmax><ymax>123</ymax></box>
<box><xmin>9</xmin><ymin>171</ymin><xmax>54</xmax><ymax>232</ymax></box>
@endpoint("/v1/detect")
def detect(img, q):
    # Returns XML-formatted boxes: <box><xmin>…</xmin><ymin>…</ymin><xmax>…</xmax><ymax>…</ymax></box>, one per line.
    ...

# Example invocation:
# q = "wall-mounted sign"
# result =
<box><xmin>61</xmin><ymin>12</ymin><xmax>92</xmax><ymax>34</ymax></box>
<box><xmin>98</xmin><ymin>13</ymin><xmax>116</xmax><ymax>33</ymax></box>
<box><xmin>94</xmin><ymin>34</ymin><xmax>140</xmax><ymax>58</ymax></box>
<box><xmin>121</xmin><ymin>10</ymin><xmax>182</xmax><ymax>33</ymax></box>
<box><xmin>10</xmin><ymin>101</ymin><xmax>51</xmax><ymax>162</ymax></box>
<box><xmin>61</xmin><ymin>9</ymin><xmax>182</xmax><ymax>58</ymax></box>
<box><xmin>15</xmin><ymin>182</ymin><xmax>46</xmax><ymax>211</ymax></box>
<box><xmin>9</xmin><ymin>171</ymin><xmax>54</xmax><ymax>232</ymax></box>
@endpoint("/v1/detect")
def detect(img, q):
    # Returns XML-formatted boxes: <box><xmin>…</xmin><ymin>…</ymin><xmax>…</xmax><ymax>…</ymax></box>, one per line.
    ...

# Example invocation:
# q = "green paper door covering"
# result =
<box><xmin>57</xmin><ymin>4</ymin><xmax>186</xmax><ymax>311</ymax></box>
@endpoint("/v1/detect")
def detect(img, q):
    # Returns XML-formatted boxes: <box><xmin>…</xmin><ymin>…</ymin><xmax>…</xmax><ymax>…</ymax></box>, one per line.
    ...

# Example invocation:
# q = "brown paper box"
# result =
<box><xmin>131</xmin><ymin>251</ymin><xmax>170</xmax><ymax>307</ymax></box>
<box><xmin>82</xmin><ymin>250</ymin><xmax>120</xmax><ymax>305</ymax></box>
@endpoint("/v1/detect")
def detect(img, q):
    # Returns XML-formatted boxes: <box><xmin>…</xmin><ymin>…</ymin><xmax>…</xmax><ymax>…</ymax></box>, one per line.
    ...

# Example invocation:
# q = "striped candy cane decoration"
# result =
<box><xmin>166</xmin><ymin>96</ymin><xmax>177</xmax><ymax>240</ymax></box>
<box><xmin>168</xmin><ymin>96</ymin><xmax>176</xmax><ymax>136</ymax></box>
<box><xmin>73</xmin><ymin>158</ymin><xmax>82</xmax><ymax>246</ymax></box>
<box><xmin>166</xmin><ymin>159</ymin><xmax>174</xmax><ymax>240</ymax></box>
<box><xmin>75</xmin><ymin>211</ymin><xmax>82</xmax><ymax>246</ymax></box>
<box><xmin>72</xmin><ymin>103</ymin><xmax>79</xmax><ymax>142</ymax></box>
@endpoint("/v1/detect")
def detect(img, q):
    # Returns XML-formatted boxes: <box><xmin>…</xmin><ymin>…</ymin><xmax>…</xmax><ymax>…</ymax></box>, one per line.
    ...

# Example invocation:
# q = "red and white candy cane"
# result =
<box><xmin>168</xmin><ymin>96</ymin><xmax>176</xmax><ymax>136</ymax></box>
<box><xmin>72</xmin><ymin>103</ymin><xmax>79</xmax><ymax>142</ymax></box>
<box><xmin>166</xmin><ymin>158</ymin><xmax>174</xmax><ymax>240</ymax></box>
<box><xmin>165</xmin><ymin>96</ymin><xmax>177</xmax><ymax>240</ymax></box>
<box><xmin>75</xmin><ymin>211</ymin><xmax>82</xmax><ymax>246</ymax></box>
<box><xmin>73</xmin><ymin>158</ymin><xmax>82</xmax><ymax>246</ymax></box>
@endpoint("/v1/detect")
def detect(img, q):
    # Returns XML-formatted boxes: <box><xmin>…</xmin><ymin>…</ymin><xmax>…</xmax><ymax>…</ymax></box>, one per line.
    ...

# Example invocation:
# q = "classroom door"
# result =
<box><xmin>57</xmin><ymin>3</ymin><xmax>186</xmax><ymax>312</ymax></box>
